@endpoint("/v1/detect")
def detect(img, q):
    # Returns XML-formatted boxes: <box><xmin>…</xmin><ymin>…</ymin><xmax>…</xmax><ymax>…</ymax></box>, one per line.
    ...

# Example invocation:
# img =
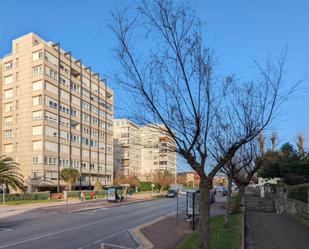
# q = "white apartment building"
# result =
<box><xmin>113</xmin><ymin>119</ymin><xmax>176</xmax><ymax>180</ymax></box>
<box><xmin>0</xmin><ymin>33</ymin><xmax>114</xmax><ymax>192</ymax></box>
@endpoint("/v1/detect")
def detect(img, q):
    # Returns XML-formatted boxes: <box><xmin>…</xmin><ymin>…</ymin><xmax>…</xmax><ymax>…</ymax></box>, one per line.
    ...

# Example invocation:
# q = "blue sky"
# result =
<box><xmin>0</xmin><ymin>0</ymin><xmax>308</xmax><ymax>149</ymax></box>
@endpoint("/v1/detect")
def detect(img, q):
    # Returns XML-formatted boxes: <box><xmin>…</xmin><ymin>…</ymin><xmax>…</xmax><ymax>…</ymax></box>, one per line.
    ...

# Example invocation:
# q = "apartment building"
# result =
<box><xmin>0</xmin><ymin>33</ymin><xmax>114</xmax><ymax>192</ymax></box>
<box><xmin>113</xmin><ymin>119</ymin><xmax>141</xmax><ymax>177</ymax></box>
<box><xmin>140</xmin><ymin>124</ymin><xmax>176</xmax><ymax>179</ymax></box>
<box><xmin>113</xmin><ymin>119</ymin><xmax>176</xmax><ymax>180</ymax></box>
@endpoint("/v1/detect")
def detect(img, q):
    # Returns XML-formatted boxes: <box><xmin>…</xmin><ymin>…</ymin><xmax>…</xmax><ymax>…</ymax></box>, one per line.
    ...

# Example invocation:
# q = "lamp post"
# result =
<box><xmin>2</xmin><ymin>184</ymin><xmax>6</xmax><ymax>205</ymax></box>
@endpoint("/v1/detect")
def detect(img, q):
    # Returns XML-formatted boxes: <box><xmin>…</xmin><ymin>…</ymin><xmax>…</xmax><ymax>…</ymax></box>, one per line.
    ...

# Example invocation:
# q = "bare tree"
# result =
<box><xmin>229</xmin><ymin>141</ymin><xmax>261</xmax><ymax>214</ymax></box>
<box><xmin>150</xmin><ymin>168</ymin><xmax>175</xmax><ymax>191</ymax></box>
<box><xmin>270</xmin><ymin>132</ymin><xmax>278</xmax><ymax>152</ymax></box>
<box><xmin>110</xmin><ymin>1</ymin><xmax>290</xmax><ymax>248</ymax></box>
<box><xmin>296</xmin><ymin>133</ymin><xmax>305</xmax><ymax>158</ymax></box>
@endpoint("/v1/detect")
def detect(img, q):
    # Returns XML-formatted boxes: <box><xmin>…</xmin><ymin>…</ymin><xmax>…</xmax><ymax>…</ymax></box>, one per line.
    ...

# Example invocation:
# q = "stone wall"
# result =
<box><xmin>270</xmin><ymin>187</ymin><xmax>309</xmax><ymax>220</ymax></box>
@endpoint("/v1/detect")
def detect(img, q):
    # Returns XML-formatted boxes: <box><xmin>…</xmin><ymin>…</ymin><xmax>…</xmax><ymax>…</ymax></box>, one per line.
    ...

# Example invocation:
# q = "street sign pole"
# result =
<box><xmin>176</xmin><ymin>190</ymin><xmax>179</xmax><ymax>228</ymax></box>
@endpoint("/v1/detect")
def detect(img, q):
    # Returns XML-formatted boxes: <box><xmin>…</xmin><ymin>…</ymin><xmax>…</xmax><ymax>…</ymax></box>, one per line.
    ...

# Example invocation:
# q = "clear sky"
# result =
<box><xmin>0</xmin><ymin>0</ymin><xmax>308</xmax><ymax>149</ymax></box>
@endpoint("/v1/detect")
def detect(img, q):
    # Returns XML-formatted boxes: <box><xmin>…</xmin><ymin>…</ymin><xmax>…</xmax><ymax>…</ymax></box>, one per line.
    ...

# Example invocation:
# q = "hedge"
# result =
<box><xmin>0</xmin><ymin>192</ymin><xmax>50</xmax><ymax>202</ymax></box>
<box><xmin>138</xmin><ymin>182</ymin><xmax>161</xmax><ymax>191</ymax></box>
<box><xmin>67</xmin><ymin>190</ymin><xmax>107</xmax><ymax>199</ymax></box>
<box><xmin>288</xmin><ymin>183</ymin><xmax>309</xmax><ymax>203</ymax></box>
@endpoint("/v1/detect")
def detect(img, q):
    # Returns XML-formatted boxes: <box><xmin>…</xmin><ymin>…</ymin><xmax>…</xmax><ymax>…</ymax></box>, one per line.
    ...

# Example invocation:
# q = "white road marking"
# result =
<box><xmin>0</xmin><ymin>228</ymin><xmax>13</xmax><ymax>232</ymax></box>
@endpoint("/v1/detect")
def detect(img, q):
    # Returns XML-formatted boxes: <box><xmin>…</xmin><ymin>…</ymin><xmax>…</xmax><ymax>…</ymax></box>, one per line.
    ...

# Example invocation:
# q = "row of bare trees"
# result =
<box><xmin>110</xmin><ymin>1</ymin><xmax>297</xmax><ymax>248</ymax></box>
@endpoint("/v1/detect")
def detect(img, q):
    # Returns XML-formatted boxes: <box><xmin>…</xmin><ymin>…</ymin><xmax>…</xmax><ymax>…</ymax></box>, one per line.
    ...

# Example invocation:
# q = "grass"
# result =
<box><xmin>0</xmin><ymin>199</ymin><xmax>63</xmax><ymax>205</ymax></box>
<box><xmin>177</xmin><ymin>214</ymin><xmax>242</xmax><ymax>249</ymax></box>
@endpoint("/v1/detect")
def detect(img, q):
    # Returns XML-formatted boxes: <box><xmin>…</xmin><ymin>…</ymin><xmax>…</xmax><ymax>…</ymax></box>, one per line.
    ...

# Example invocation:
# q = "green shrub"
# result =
<box><xmin>289</xmin><ymin>184</ymin><xmax>309</xmax><ymax>203</ymax></box>
<box><xmin>0</xmin><ymin>192</ymin><xmax>50</xmax><ymax>202</ymax></box>
<box><xmin>67</xmin><ymin>190</ymin><xmax>106</xmax><ymax>199</ymax></box>
<box><xmin>139</xmin><ymin>182</ymin><xmax>152</xmax><ymax>191</ymax></box>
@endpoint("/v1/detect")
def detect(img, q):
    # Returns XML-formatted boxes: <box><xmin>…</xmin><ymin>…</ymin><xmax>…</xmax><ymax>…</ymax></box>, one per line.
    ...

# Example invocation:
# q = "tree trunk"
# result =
<box><xmin>231</xmin><ymin>184</ymin><xmax>245</xmax><ymax>214</ymax></box>
<box><xmin>224</xmin><ymin>173</ymin><xmax>233</xmax><ymax>228</ymax></box>
<box><xmin>198</xmin><ymin>178</ymin><xmax>212</xmax><ymax>249</ymax></box>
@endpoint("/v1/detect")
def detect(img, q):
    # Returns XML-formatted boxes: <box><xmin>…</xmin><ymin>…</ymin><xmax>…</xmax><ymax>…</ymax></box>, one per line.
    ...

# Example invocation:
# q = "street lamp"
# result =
<box><xmin>1</xmin><ymin>184</ymin><xmax>6</xmax><ymax>205</ymax></box>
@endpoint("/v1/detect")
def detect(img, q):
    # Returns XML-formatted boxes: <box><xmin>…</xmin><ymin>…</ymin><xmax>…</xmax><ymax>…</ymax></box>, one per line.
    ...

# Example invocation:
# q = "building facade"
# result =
<box><xmin>113</xmin><ymin>119</ymin><xmax>141</xmax><ymax>177</ymax></box>
<box><xmin>0</xmin><ymin>33</ymin><xmax>114</xmax><ymax>192</ymax></box>
<box><xmin>113</xmin><ymin>119</ymin><xmax>176</xmax><ymax>180</ymax></box>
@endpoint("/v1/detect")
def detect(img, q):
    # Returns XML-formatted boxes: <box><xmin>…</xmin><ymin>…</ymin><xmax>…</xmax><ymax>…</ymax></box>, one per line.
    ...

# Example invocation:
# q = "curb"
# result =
<box><xmin>130</xmin><ymin>211</ymin><xmax>176</xmax><ymax>249</ymax></box>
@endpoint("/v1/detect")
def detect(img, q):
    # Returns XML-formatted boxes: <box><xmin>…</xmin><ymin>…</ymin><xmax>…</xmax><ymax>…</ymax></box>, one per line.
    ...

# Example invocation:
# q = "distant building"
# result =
<box><xmin>177</xmin><ymin>171</ymin><xmax>200</xmax><ymax>188</ymax></box>
<box><xmin>113</xmin><ymin>119</ymin><xmax>141</xmax><ymax>177</ymax></box>
<box><xmin>113</xmin><ymin>119</ymin><xmax>177</xmax><ymax>180</ymax></box>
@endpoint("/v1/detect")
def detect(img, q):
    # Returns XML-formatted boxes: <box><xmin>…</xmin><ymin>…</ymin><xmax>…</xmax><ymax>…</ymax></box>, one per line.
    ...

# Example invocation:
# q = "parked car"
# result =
<box><xmin>221</xmin><ymin>187</ymin><xmax>228</xmax><ymax>196</ymax></box>
<box><xmin>178</xmin><ymin>188</ymin><xmax>188</xmax><ymax>196</ymax></box>
<box><xmin>165</xmin><ymin>189</ymin><xmax>177</xmax><ymax>198</ymax></box>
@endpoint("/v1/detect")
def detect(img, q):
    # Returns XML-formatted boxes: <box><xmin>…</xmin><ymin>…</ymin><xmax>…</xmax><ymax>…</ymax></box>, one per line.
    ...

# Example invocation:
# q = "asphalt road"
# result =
<box><xmin>0</xmin><ymin>196</ymin><xmax>225</xmax><ymax>249</ymax></box>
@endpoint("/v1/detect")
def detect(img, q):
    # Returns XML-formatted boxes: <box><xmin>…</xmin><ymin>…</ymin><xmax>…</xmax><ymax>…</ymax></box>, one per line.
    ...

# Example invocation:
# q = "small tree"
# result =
<box><xmin>0</xmin><ymin>155</ymin><xmax>24</xmax><ymax>192</ymax></box>
<box><xmin>94</xmin><ymin>180</ymin><xmax>103</xmax><ymax>192</ymax></box>
<box><xmin>60</xmin><ymin>168</ymin><xmax>80</xmax><ymax>191</ymax></box>
<box><xmin>151</xmin><ymin>169</ymin><xmax>175</xmax><ymax>191</ymax></box>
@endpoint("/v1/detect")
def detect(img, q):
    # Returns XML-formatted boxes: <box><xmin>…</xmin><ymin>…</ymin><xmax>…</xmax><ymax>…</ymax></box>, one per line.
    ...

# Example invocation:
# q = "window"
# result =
<box><xmin>32</xmin><ymin>50</ymin><xmax>43</xmax><ymax>61</ymax></box>
<box><xmin>4</xmin><ymin>89</ymin><xmax>13</xmax><ymax>98</ymax></box>
<box><xmin>4</xmin><ymin>116</ymin><xmax>13</xmax><ymax>126</ymax></box>
<box><xmin>32</xmin><ymin>140</ymin><xmax>42</xmax><ymax>150</ymax></box>
<box><xmin>4</xmin><ymin>75</ymin><xmax>13</xmax><ymax>85</ymax></box>
<box><xmin>70</xmin><ymin>83</ymin><xmax>80</xmax><ymax>93</ymax></box>
<box><xmin>70</xmin><ymin>134</ymin><xmax>80</xmax><ymax>143</ymax></box>
<box><xmin>60</xmin><ymin>76</ymin><xmax>70</xmax><ymax>87</ymax></box>
<box><xmin>4</xmin><ymin>130</ymin><xmax>12</xmax><ymax>139</ymax></box>
<box><xmin>32</xmin><ymin>156</ymin><xmax>42</xmax><ymax>165</ymax></box>
<box><xmin>60</xmin><ymin>63</ymin><xmax>70</xmax><ymax>74</ymax></box>
<box><xmin>82</xmin><ymin>113</ymin><xmax>90</xmax><ymax>122</ymax></box>
<box><xmin>4</xmin><ymin>144</ymin><xmax>13</xmax><ymax>153</ymax></box>
<box><xmin>31</xmin><ymin>171</ymin><xmax>42</xmax><ymax>180</ymax></box>
<box><xmin>5</xmin><ymin>61</ymin><xmax>13</xmax><ymax>71</ymax></box>
<box><xmin>44</xmin><ymin>156</ymin><xmax>56</xmax><ymax>165</ymax></box>
<box><xmin>32</xmin><ymin>65</ymin><xmax>42</xmax><ymax>76</ymax></box>
<box><xmin>32</xmin><ymin>80</ymin><xmax>43</xmax><ymax>91</ymax></box>
<box><xmin>45</xmin><ymin>66</ymin><xmax>58</xmax><ymax>80</ymax></box>
<box><xmin>32</xmin><ymin>110</ymin><xmax>42</xmax><ymax>121</ymax></box>
<box><xmin>82</xmin><ymin>101</ymin><xmax>90</xmax><ymax>110</ymax></box>
<box><xmin>45</xmin><ymin>81</ymin><xmax>58</xmax><ymax>95</ymax></box>
<box><xmin>45</xmin><ymin>126</ymin><xmax>58</xmax><ymax>137</ymax></box>
<box><xmin>44</xmin><ymin>111</ymin><xmax>58</xmax><ymax>123</ymax></box>
<box><xmin>32</xmin><ymin>126</ymin><xmax>42</xmax><ymax>136</ymax></box>
<box><xmin>60</xmin><ymin>117</ymin><xmax>70</xmax><ymax>127</ymax></box>
<box><xmin>45</xmin><ymin>171</ymin><xmax>58</xmax><ymax>180</ymax></box>
<box><xmin>4</xmin><ymin>102</ymin><xmax>13</xmax><ymax>112</ymax></box>
<box><xmin>45</xmin><ymin>96</ymin><xmax>58</xmax><ymax>109</ymax></box>
<box><xmin>60</xmin><ymin>103</ymin><xmax>70</xmax><ymax>114</ymax></box>
<box><xmin>32</xmin><ymin>95</ymin><xmax>42</xmax><ymax>106</ymax></box>
<box><xmin>44</xmin><ymin>141</ymin><xmax>58</xmax><ymax>152</ymax></box>
<box><xmin>45</xmin><ymin>51</ymin><xmax>58</xmax><ymax>65</ymax></box>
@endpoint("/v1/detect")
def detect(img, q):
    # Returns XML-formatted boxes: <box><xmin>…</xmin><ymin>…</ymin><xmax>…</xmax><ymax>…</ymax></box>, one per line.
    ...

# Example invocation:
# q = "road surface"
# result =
<box><xmin>0</xmin><ymin>196</ymin><xmax>225</xmax><ymax>249</ymax></box>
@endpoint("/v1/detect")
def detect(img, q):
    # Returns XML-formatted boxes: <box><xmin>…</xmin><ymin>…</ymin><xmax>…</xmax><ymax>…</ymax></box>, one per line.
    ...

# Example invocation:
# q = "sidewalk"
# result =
<box><xmin>137</xmin><ymin>196</ymin><xmax>227</xmax><ymax>249</ymax></box>
<box><xmin>245</xmin><ymin>193</ymin><xmax>309</xmax><ymax>249</ymax></box>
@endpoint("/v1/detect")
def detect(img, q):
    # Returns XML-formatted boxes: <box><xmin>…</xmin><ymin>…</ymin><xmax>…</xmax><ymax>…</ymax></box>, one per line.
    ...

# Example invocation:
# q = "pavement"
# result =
<box><xmin>245</xmin><ymin>192</ymin><xmax>309</xmax><ymax>249</ymax></box>
<box><xmin>0</xmin><ymin>197</ymin><xmax>182</xmax><ymax>249</ymax></box>
<box><xmin>139</xmin><ymin>195</ymin><xmax>227</xmax><ymax>249</ymax></box>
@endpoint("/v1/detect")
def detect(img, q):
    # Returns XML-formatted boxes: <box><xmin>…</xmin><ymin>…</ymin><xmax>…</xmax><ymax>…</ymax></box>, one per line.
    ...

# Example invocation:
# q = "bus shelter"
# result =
<box><xmin>107</xmin><ymin>185</ymin><xmax>127</xmax><ymax>203</ymax></box>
